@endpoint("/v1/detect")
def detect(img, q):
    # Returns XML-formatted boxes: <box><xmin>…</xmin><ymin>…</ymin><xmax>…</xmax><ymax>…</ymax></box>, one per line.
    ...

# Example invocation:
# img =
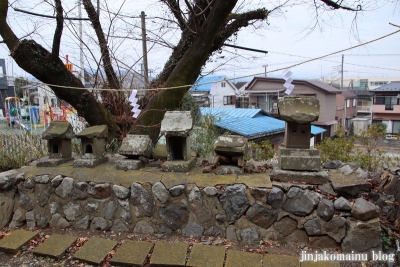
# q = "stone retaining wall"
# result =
<box><xmin>0</xmin><ymin>172</ymin><xmax>382</xmax><ymax>253</ymax></box>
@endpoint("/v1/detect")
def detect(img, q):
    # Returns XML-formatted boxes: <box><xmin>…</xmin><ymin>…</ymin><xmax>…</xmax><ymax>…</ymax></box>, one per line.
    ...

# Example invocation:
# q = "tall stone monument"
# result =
<box><xmin>277</xmin><ymin>96</ymin><xmax>321</xmax><ymax>171</ymax></box>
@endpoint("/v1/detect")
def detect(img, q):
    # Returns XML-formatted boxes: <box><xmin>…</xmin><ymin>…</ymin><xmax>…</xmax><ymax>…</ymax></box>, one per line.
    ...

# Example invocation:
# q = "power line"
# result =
<box><xmin>1</xmin><ymin>28</ymin><xmax>399</xmax><ymax>92</ymax></box>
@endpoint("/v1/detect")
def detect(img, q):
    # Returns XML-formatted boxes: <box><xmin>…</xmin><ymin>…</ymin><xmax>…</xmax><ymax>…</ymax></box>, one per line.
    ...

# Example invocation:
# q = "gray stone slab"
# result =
<box><xmin>330</xmin><ymin>172</ymin><xmax>370</xmax><ymax>196</ymax></box>
<box><xmin>0</xmin><ymin>230</ymin><xmax>38</xmax><ymax>254</ymax></box>
<box><xmin>33</xmin><ymin>234</ymin><xmax>77</xmax><ymax>260</ymax></box>
<box><xmin>161</xmin><ymin>157</ymin><xmax>196</xmax><ymax>172</ymax></box>
<box><xmin>115</xmin><ymin>159</ymin><xmax>142</xmax><ymax>170</ymax></box>
<box><xmin>264</xmin><ymin>254</ymin><xmax>301</xmax><ymax>267</ymax></box>
<box><xmin>150</xmin><ymin>242</ymin><xmax>187</xmax><ymax>267</ymax></box>
<box><xmin>37</xmin><ymin>157</ymin><xmax>74</xmax><ymax>167</ymax></box>
<box><xmin>73</xmin><ymin>237</ymin><xmax>117</xmax><ymax>265</ymax></box>
<box><xmin>225</xmin><ymin>250</ymin><xmax>262</xmax><ymax>267</ymax></box>
<box><xmin>110</xmin><ymin>240</ymin><xmax>153</xmax><ymax>267</ymax></box>
<box><xmin>160</xmin><ymin>111</ymin><xmax>193</xmax><ymax>136</ymax></box>
<box><xmin>186</xmin><ymin>244</ymin><xmax>225</xmax><ymax>267</ymax></box>
<box><xmin>271</xmin><ymin>167</ymin><xmax>330</xmax><ymax>185</ymax></box>
<box><xmin>73</xmin><ymin>157</ymin><xmax>108</xmax><ymax>168</ymax></box>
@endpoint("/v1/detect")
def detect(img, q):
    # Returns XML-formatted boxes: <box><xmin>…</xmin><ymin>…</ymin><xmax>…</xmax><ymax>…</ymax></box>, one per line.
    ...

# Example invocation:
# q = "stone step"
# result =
<box><xmin>73</xmin><ymin>237</ymin><xmax>118</xmax><ymax>265</ymax></box>
<box><xmin>264</xmin><ymin>254</ymin><xmax>301</xmax><ymax>267</ymax></box>
<box><xmin>225</xmin><ymin>250</ymin><xmax>263</xmax><ymax>267</ymax></box>
<box><xmin>110</xmin><ymin>240</ymin><xmax>153</xmax><ymax>267</ymax></box>
<box><xmin>0</xmin><ymin>230</ymin><xmax>38</xmax><ymax>254</ymax></box>
<box><xmin>150</xmin><ymin>242</ymin><xmax>188</xmax><ymax>267</ymax></box>
<box><xmin>186</xmin><ymin>244</ymin><xmax>226</xmax><ymax>267</ymax></box>
<box><xmin>33</xmin><ymin>234</ymin><xmax>77</xmax><ymax>260</ymax></box>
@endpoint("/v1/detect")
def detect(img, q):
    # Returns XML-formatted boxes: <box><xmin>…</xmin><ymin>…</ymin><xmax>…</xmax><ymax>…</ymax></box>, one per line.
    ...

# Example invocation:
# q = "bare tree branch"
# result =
<box><xmin>319</xmin><ymin>0</ymin><xmax>362</xmax><ymax>11</ymax></box>
<box><xmin>0</xmin><ymin>0</ymin><xmax>20</xmax><ymax>51</ymax></box>
<box><xmin>82</xmin><ymin>0</ymin><xmax>121</xmax><ymax>89</ymax></box>
<box><xmin>51</xmin><ymin>0</ymin><xmax>63</xmax><ymax>59</ymax></box>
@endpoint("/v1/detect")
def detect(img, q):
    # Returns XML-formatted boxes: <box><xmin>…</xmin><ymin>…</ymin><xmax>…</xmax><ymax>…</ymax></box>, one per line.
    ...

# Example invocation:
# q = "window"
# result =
<box><xmin>346</xmin><ymin>99</ymin><xmax>350</xmax><ymax>108</ymax></box>
<box><xmin>223</xmin><ymin>95</ymin><xmax>235</xmax><ymax>105</ymax></box>
<box><xmin>221</xmin><ymin>82</ymin><xmax>226</xmax><ymax>87</ymax></box>
<box><xmin>375</xmin><ymin>96</ymin><xmax>398</xmax><ymax>110</ymax></box>
<box><xmin>353</xmin><ymin>99</ymin><xmax>356</xmax><ymax>107</ymax></box>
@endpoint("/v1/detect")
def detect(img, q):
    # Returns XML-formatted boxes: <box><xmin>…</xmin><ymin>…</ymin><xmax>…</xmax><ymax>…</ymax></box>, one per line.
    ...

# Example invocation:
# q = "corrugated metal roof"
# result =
<box><xmin>200</xmin><ymin>107</ymin><xmax>326</xmax><ymax>138</ymax></box>
<box><xmin>190</xmin><ymin>75</ymin><xmax>226</xmax><ymax>92</ymax></box>
<box><xmin>372</xmin><ymin>82</ymin><xmax>400</xmax><ymax>92</ymax></box>
<box><xmin>199</xmin><ymin>107</ymin><xmax>265</xmax><ymax>119</ymax></box>
<box><xmin>214</xmin><ymin>116</ymin><xmax>285</xmax><ymax>138</ymax></box>
<box><xmin>311</xmin><ymin>125</ymin><xmax>326</xmax><ymax>135</ymax></box>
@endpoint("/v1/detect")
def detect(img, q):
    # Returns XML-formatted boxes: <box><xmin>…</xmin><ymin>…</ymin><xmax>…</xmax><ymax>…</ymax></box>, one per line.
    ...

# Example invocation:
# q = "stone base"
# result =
<box><xmin>278</xmin><ymin>147</ymin><xmax>321</xmax><ymax>171</ymax></box>
<box><xmin>161</xmin><ymin>157</ymin><xmax>196</xmax><ymax>172</ymax></box>
<box><xmin>271</xmin><ymin>167</ymin><xmax>330</xmax><ymax>185</ymax></box>
<box><xmin>37</xmin><ymin>157</ymin><xmax>74</xmax><ymax>167</ymax></box>
<box><xmin>73</xmin><ymin>157</ymin><xmax>108</xmax><ymax>168</ymax></box>
<box><xmin>115</xmin><ymin>159</ymin><xmax>142</xmax><ymax>170</ymax></box>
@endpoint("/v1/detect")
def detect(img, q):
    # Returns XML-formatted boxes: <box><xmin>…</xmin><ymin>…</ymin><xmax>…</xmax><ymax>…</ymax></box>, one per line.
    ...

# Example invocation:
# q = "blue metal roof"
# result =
<box><xmin>199</xmin><ymin>107</ymin><xmax>326</xmax><ymax>138</ymax></box>
<box><xmin>199</xmin><ymin>107</ymin><xmax>265</xmax><ymax>120</ymax></box>
<box><xmin>215</xmin><ymin>116</ymin><xmax>285</xmax><ymax>138</ymax></box>
<box><xmin>311</xmin><ymin>125</ymin><xmax>326</xmax><ymax>135</ymax></box>
<box><xmin>190</xmin><ymin>75</ymin><xmax>226</xmax><ymax>92</ymax></box>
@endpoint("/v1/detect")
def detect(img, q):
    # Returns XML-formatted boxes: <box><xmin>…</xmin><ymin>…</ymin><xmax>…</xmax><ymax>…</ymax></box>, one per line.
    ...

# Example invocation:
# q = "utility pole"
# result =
<box><xmin>341</xmin><ymin>54</ymin><xmax>344</xmax><ymax>90</ymax></box>
<box><xmin>263</xmin><ymin>65</ymin><xmax>268</xmax><ymax>77</ymax></box>
<box><xmin>78</xmin><ymin>1</ymin><xmax>84</xmax><ymax>84</ymax></box>
<box><xmin>97</xmin><ymin>0</ymin><xmax>100</xmax><ymax>16</ymax></box>
<box><xmin>141</xmin><ymin>11</ymin><xmax>149</xmax><ymax>87</ymax></box>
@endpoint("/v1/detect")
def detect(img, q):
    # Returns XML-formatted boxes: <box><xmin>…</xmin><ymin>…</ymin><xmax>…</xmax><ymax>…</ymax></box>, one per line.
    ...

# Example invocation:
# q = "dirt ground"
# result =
<box><xmin>0</xmin><ymin>226</ymin><xmax>382</xmax><ymax>267</ymax></box>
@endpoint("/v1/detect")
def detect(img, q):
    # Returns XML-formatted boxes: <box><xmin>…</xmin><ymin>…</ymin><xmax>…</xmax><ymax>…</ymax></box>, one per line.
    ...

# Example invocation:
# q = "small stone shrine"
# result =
<box><xmin>115</xmin><ymin>135</ymin><xmax>152</xmax><ymax>170</ymax></box>
<box><xmin>160</xmin><ymin>111</ymin><xmax>195</xmax><ymax>172</ymax></box>
<box><xmin>37</xmin><ymin>120</ymin><xmax>74</xmax><ymax>167</ymax></box>
<box><xmin>277</xmin><ymin>96</ymin><xmax>321</xmax><ymax>171</ymax></box>
<box><xmin>74</xmin><ymin>125</ymin><xmax>108</xmax><ymax>167</ymax></box>
<box><xmin>213</xmin><ymin>135</ymin><xmax>248</xmax><ymax>168</ymax></box>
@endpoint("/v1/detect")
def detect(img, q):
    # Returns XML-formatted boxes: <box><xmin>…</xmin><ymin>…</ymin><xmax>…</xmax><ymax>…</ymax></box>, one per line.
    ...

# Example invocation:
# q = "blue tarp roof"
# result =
<box><xmin>190</xmin><ymin>75</ymin><xmax>226</xmax><ymax>92</ymax></box>
<box><xmin>199</xmin><ymin>107</ymin><xmax>326</xmax><ymax>138</ymax></box>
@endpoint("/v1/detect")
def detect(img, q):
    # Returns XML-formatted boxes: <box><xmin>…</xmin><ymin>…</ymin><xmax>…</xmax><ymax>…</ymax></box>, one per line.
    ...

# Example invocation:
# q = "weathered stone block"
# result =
<box><xmin>278</xmin><ymin>147</ymin><xmax>321</xmax><ymax>172</ymax></box>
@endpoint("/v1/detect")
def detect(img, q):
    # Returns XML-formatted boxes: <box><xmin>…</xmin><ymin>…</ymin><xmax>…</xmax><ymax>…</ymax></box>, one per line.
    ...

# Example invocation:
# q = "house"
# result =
<box><xmin>0</xmin><ymin>59</ymin><xmax>15</xmax><ymax>116</ymax></box>
<box><xmin>244</xmin><ymin>77</ymin><xmax>341</xmax><ymax>138</ymax></box>
<box><xmin>371</xmin><ymin>82</ymin><xmax>400</xmax><ymax>135</ymax></box>
<box><xmin>199</xmin><ymin>107</ymin><xmax>326</xmax><ymax>149</ymax></box>
<box><xmin>189</xmin><ymin>75</ymin><xmax>238</xmax><ymax>107</ymax></box>
<box><xmin>335</xmin><ymin>90</ymin><xmax>357</xmax><ymax>129</ymax></box>
<box><xmin>21</xmin><ymin>83</ymin><xmax>59</xmax><ymax>107</ymax></box>
<box><xmin>233</xmin><ymin>81</ymin><xmax>249</xmax><ymax>108</ymax></box>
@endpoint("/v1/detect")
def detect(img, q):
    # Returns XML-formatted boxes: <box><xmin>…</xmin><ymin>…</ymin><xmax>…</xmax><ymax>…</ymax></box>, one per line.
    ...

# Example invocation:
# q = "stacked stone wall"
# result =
<box><xmin>0</xmin><ymin>172</ymin><xmax>383</xmax><ymax>253</ymax></box>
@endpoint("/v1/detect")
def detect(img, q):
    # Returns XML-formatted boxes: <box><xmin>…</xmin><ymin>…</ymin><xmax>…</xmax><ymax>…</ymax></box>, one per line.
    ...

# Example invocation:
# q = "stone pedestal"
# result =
<box><xmin>278</xmin><ymin>147</ymin><xmax>321</xmax><ymax>171</ymax></box>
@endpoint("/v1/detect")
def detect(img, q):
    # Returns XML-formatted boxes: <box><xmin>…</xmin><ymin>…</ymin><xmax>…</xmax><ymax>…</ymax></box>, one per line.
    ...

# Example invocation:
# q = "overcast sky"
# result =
<box><xmin>0</xmin><ymin>0</ymin><xmax>399</xmax><ymax>84</ymax></box>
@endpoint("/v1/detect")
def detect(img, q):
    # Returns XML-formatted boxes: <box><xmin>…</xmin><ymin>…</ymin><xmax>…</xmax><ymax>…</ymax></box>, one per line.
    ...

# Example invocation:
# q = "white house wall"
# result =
<box><xmin>208</xmin><ymin>83</ymin><xmax>237</xmax><ymax>108</ymax></box>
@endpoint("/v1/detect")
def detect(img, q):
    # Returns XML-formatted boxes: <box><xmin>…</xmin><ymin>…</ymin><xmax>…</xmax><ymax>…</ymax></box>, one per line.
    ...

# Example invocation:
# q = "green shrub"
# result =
<box><xmin>248</xmin><ymin>140</ymin><xmax>275</xmax><ymax>161</ymax></box>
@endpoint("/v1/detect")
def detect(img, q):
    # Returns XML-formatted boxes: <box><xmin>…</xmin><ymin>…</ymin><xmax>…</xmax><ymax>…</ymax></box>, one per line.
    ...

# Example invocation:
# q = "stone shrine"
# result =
<box><xmin>213</xmin><ymin>135</ymin><xmax>248</xmax><ymax>168</ymax></box>
<box><xmin>37</xmin><ymin>121</ymin><xmax>74</xmax><ymax>167</ymax></box>
<box><xmin>74</xmin><ymin>125</ymin><xmax>108</xmax><ymax>167</ymax></box>
<box><xmin>277</xmin><ymin>96</ymin><xmax>321</xmax><ymax>172</ymax></box>
<box><xmin>160</xmin><ymin>111</ymin><xmax>195</xmax><ymax>172</ymax></box>
<box><xmin>115</xmin><ymin>135</ymin><xmax>153</xmax><ymax>170</ymax></box>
